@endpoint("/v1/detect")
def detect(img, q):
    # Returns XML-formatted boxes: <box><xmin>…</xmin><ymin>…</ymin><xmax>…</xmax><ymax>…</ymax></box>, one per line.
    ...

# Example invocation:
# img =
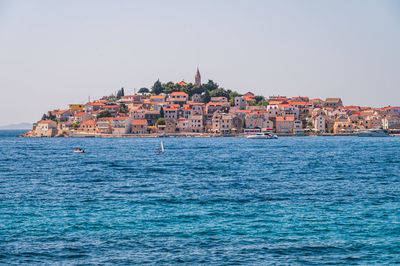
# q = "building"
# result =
<box><xmin>195</xmin><ymin>68</ymin><xmax>201</xmax><ymax>87</ymax></box>
<box><xmin>235</xmin><ymin>96</ymin><xmax>246</xmax><ymax>110</ymax></box>
<box><xmin>73</xmin><ymin>112</ymin><xmax>92</xmax><ymax>123</ymax></box>
<box><xmin>69</xmin><ymin>104</ymin><xmax>84</xmax><ymax>114</ymax></box>
<box><xmin>35</xmin><ymin>120</ymin><xmax>57</xmax><ymax>137</ymax></box>
<box><xmin>293</xmin><ymin>120</ymin><xmax>304</xmax><ymax>134</ymax></box>
<box><xmin>383</xmin><ymin>116</ymin><xmax>400</xmax><ymax>130</ymax></box>
<box><xmin>149</xmin><ymin>95</ymin><xmax>166</xmax><ymax>103</ymax></box>
<box><xmin>144</xmin><ymin>110</ymin><xmax>161</xmax><ymax>126</ymax></box>
<box><xmin>192</xmin><ymin>93</ymin><xmax>201</xmax><ymax>102</ymax></box>
<box><xmin>276</xmin><ymin>116</ymin><xmax>295</xmax><ymax>133</ymax></box>
<box><xmin>188</xmin><ymin>115</ymin><xmax>204</xmax><ymax>133</ymax></box>
<box><xmin>167</xmin><ymin>92</ymin><xmax>189</xmax><ymax>105</ymax></box>
<box><xmin>324</xmin><ymin>98</ymin><xmax>343</xmax><ymax>109</ymax></box>
<box><xmin>55</xmin><ymin>110</ymin><xmax>72</xmax><ymax>121</ymax></box>
<box><xmin>131</xmin><ymin>119</ymin><xmax>148</xmax><ymax>134</ymax></box>
<box><xmin>177</xmin><ymin>117</ymin><xmax>189</xmax><ymax>132</ymax></box>
<box><xmin>165</xmin><ymin>119</ymin><xmax>177</xmax><ymax>133</ymax></box>
<box><xmin>111</xmin><ymin>117</ymin><xmax>131</xmax><ymax>135</ymax></box>
<box><xmin>313</xmin><ymin>115</ymin><xmax>326</xmax><ymax>133</ymax></box>
<box><xmin>178</xmin><ymin>80</ymin><xmax>188</xmax><ymax>86</ymax></box>
<box><xmin>245</xmin><ymin>112</ymin><xmax>273</xmax><ymax>130</ymax></box>
<box><xmin>212</xmin><ymin>113</ymin><xmax>233</xmax><ymax>134</ymax></box>
<box><xmin>164</xmin><ymin>107</ymin><xmax>178</xmax><ymax>120</ymax></box>
<box><xmin>97</xmin><ymin>117</ymin><xmax>113</xmax><ymax>134</ymax></box>
<box><xmin>79</xmin><ymin>120</ymin><xmax>98</xmax><ymax>134</ymax></box>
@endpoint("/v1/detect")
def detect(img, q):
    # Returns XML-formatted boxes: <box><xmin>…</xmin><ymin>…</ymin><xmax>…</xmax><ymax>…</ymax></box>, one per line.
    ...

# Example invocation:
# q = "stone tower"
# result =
<box><xmin>195</xmin><ymin>67</ymin><xmax>201</xmax><ymax>88</ymax></box>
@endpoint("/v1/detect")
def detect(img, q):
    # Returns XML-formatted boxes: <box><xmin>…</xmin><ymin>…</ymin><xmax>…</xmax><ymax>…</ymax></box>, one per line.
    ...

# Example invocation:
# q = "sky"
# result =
<box><xmin>0</xmin><ymin>0</ymin><xmax>399</xmax><ymax>125</ymax></box>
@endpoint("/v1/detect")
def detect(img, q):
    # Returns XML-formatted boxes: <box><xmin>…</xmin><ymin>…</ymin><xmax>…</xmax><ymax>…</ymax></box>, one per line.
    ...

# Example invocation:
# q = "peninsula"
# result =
<box><xmin>23</xmin><ymin>69</ymin><xmax>400</xmax><ymax>137</ymax></box>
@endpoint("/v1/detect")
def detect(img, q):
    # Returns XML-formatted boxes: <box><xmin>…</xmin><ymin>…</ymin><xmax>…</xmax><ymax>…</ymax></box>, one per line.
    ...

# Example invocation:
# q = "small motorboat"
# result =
<box><xmin>246</xmin><ymin>132</ymin><xmax>278</xmax><ymax>139</ymax></box>
<box><xmin>74</xmin><ymin>148</ymin><xmax>86</xmax><ymax>153</ymax></box>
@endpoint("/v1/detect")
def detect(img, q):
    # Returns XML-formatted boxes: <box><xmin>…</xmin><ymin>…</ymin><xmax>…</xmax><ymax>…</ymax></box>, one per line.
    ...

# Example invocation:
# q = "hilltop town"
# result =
<box><xmin>24</xmin><ymin>69</ymin><xmax>400</xmax><ymax>137</ymax></box>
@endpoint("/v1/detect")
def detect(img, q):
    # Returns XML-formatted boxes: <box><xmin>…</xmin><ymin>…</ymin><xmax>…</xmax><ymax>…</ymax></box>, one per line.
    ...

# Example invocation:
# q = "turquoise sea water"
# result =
<box><xmin>0</xmin><ymin>130</ymin><xmax>399</xmax><ymax>264</ymax></box>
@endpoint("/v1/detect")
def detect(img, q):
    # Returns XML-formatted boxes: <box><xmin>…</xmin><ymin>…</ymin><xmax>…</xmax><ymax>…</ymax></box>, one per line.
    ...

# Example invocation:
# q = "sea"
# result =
<box><xmin>0</xmin><ymin>130</ymin><xmax>399</xmax><ymax>264</ymax></box>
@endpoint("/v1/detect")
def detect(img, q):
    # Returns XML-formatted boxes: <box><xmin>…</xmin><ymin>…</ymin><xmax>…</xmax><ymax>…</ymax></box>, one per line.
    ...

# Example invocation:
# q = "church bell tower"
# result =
<box><xmin>195</xmin><ymin>68</ymin><xmax>201</xmax><ymax>88</ymax></box>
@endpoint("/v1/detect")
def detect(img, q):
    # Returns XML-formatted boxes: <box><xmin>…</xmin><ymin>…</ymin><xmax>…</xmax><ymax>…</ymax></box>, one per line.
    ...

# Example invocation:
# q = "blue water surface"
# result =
<box><xmin>0</xmin><ymin>130</ymin><xmax>399</xmax><ymax>264</ymax></box>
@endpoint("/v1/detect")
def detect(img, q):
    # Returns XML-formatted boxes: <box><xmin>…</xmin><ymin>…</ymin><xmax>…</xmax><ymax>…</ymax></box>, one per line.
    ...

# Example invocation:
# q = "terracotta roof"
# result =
<box><xmin>103</xmin><ymin>105</ymin><xmax>119</xmax><ymax>108</ymax></box>
<box><xmin>276</xmin><ymin>116</ymin><xmax>295</xmax><ymax>122</ymax></box>
<box><xmin>98</xmin><ymin>117</ymin><xmax>113</xmax><ymax>121</ymax></box>
<box><xmin>131</xmin><ymin>119</ymin><xmax>147</xmax><ymax>125</ymax></box>
<box><xmin>56</xmin><ymin>110</ymin><xmax>68</xmax><ymax>114</ymax></box>
<box><xmin>178</xmin><ymin>81</ymin><xmax>188</xmax><ymax>86</ymax></box>
<box><xmin>289</xmin><ymin>102</ymin><xmax>310</xmax><ymax>105</ymax></box>
<box><xmin>81</xmin><ymin>120</ymin><xmax>97</xmax><ymax>126</ymax></box>
<box><xmin>150</xmin><ymin>95</ymin><xmax>166</xmax><ymax>99</ymax></box>
<box><xmin>75</xmin><ymin>112</ymin><xmax>86</xmax><ymax>117</ymax></box>
<box><xmin>170</xmin><ymin>91</ymin><xmax>188</xmax><ymax>96</ymax></box>
<box><xmin>38</xmin><ymin>120</ymin><xmax>54</xmax><ymax>124</ymax></box>
<box><xmin>87</xmin><ymin>102</ymin><xmax>104</xmax><ymax>106</ymax></box>
<box><xmin>113</xmin><ymin>117</ymin><xmax>129</xmax><ymax>120</ymax></box>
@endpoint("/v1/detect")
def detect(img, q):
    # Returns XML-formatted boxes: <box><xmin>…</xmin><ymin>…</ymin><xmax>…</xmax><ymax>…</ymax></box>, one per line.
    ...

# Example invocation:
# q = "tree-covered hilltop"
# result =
<box><xmin>150</xmin><ymin>79</ymin><xmax>266</xmax><ymax>105</ymax></box>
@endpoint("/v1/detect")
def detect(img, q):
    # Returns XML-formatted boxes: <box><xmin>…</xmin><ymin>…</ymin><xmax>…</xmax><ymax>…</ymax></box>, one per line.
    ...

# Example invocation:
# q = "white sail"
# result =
<box><xmin>161</xmin><ymin>141</ymin><xmax>164</xmax><ymax>153</ymax></box>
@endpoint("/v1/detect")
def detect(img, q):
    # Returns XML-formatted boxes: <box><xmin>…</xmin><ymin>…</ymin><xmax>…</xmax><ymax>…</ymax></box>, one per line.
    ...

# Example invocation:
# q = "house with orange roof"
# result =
<box><xmin>150</xmin><ymin>95</ymin><xmax>166</xmax><ymax>103</ymax></box>
<box><xmin>55</xmin><ymin>110</ymin><xmax>72</xmax><ymax>121</ymax></box>
<box><xmin>73</xmin><ymin>112</ymin><xmax>93</xmax><ymax>123</ymax></box>
<box><xmin>85</xmin><ymin>102</ymin><xmax>104</xmax><ymax>112</ymax></box>
<box><xmin>178</xmin><ymin>80</ymin><xmax>188</xmax><ymax>86</ymax></box>
<box><xmin>245</xmin><ymin>112</ymin><xmax>273</xmax><ymax>131</ymax></box>
<box><xmin>131</xmin><ymin>119</ymin><xmax>148</xmax><ymax>134</ymax></box>
<box><xmin>130</xmin><ymin>107</ymin><xmax>146</xmax><ymax>120</ymax></box>
<box><xmin>35</xmin><ymin>120</ymin><xmax>57</xmax><ymax>137</ymax></box>
<box><xmin>276</xmin><ymin>116</ymin><xmax>296</xmax><ymax>134</ymax></box>
<box><xmin>211</xmin><ymin>96</ymin><xmax>228</xmax><ymax>103</ymax></box>
<box><xmin>288</xmin><ymin>101</ymin><xmax>312</xmax><ymax>115</ymax></box>
<box><xmin>177</xmin><ymin>117</ymin><xmax>189</xmax><ymax>132</ymax></box>
<box><xmin>167</xmin><ymin>91</ymin><xmax>189</xmax><ymax>105</ymax></box>
<box><xmin>102</xmin><ymin>104</ymin><xmax>120</xmax><ymax>114</ymax></box>
<box><xmin>79</xmin><ymin>120</ymin><xmax>98</xmax><ymax>134</ymax></box>
<box><xmin>205</xmin><ymin>101</ymin><xmax>230</xmax><ymax>114</ymax></box>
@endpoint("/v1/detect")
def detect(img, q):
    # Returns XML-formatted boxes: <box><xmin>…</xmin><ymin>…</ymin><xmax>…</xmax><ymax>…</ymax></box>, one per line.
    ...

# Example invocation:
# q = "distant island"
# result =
<box><xmin>22</xmin><ymin>68</ymin><xmax>400</xmax><ymax>138</ymax></box>
<box><xmin>0</xmin><ymin>122</ymin><xmax>33</xmax><ymax>130</ymax></box>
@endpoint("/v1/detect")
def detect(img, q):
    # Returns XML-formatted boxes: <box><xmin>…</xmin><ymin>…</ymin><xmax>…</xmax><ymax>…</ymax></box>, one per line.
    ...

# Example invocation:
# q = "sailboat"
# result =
<box><xmin>158</xmin><ymin>141</ymin><xmax>165</xmax><ymax>154</ymax></box>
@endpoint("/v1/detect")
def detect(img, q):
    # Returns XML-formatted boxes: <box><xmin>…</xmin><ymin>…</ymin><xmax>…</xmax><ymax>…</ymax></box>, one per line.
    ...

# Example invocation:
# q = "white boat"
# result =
<box><xmin>247</xmin><ymin>132</ymin><xmax>278</xmax><ymax>139</ymax></box>
<box><xmin>357</xmin><ymin>128</ymin><xmax>389</xmax><ymax>137</ymax></box>
<box><xmin>74</xmin><ymin>148</ymin><xmax>86</xmax><ymax>153</ymax></box>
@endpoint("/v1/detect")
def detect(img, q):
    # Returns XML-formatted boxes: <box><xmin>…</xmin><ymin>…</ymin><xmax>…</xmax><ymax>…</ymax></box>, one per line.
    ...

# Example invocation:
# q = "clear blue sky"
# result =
<box><xmin>0</xmin><ymin>0</ymin><xmax>399</xmax><ymax>125</ymax></box>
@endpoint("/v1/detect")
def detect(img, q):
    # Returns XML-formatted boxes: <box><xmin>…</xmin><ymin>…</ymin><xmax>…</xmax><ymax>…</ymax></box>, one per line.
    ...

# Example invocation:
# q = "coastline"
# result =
<box><xmin>19</xmin><ymin>130</ymin><xmax>396</xmax><ymax>138</ymax></box>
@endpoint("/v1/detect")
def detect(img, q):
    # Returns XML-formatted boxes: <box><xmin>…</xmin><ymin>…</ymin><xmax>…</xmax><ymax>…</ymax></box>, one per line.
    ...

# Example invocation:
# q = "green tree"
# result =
<box><xmin>202</xmin><ymin>80</ymin><xmax>219</xmax><ymax>91</ymax></box>
<box><xmin>160</xmin><ymin>107</ymin><xmax>164</xmax><ymax>118</ymax></box>
<box><xmin>151</xmin><ymin>79</ymin><xmax>163</xmax><ymax>95</ymax></box>
<box><xmin>209</xmin><ymin>88</ymin><xmax>230</xmax><ymax>98</ymax></box>
<box><xmin>229</xmin><ymin>91</ymin><xmax>242</xmax><ymax>106</ymax></box>
<box><xmin>201</xmin><ymin>90</ymin><xmax>211</xmax><ymax>103</ymax></box>
<box><xmin>156</xmin><ymin>117</ymin><xmax>165</xmax><ymax>125</ymax></box>
<box><xmin>119</xmin><ymin>104</ymin><xmax>128</xmax><ymax>114</ymax></box>
<box><xmin>72</xmin><ymin>121</ymin><xmax>80</xmax><ymax>130</ymax></box>
<box><xmin>138</xmin><ymin>87</ymin><xmax>149</xmax><ymax>94</ymax></box>
<box><xmin>116</xmin><ymin>87</ymin><xmax>125</xmax><ymax>99</ymax></box>
<box><xmin>97</xmin><ymin>110</ymin><xmax>112</xmax><ymax>119</ymax></box>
